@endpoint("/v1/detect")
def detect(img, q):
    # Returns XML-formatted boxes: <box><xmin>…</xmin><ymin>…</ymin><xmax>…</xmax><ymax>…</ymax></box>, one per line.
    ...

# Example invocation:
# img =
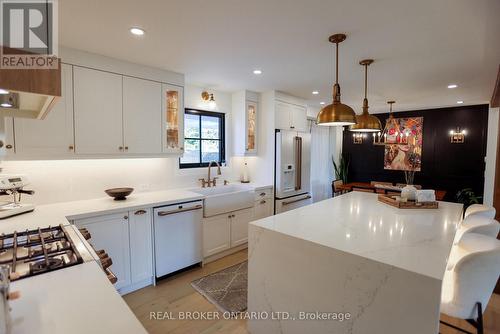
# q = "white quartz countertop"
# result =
<box><xmin>9</xmin><ymin>261</ymin><xmax>146</xmax><ymax>334</ymax></box>
<box><xmin>251</xmin><ymin>192</ymin><xmax>463</xmax><ymax>280</ymax></box>
<box><xmin>0</xmin><ymin>188</ymin><xmax>206</xmax><ymax>234</ymax></box>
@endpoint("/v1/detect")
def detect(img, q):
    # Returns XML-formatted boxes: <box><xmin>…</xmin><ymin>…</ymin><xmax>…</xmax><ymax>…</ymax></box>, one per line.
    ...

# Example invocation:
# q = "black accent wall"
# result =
<box><xmin>342</xmin><ymin>104</ymin><xmax>489</xmax><ymax>201</ymax></box>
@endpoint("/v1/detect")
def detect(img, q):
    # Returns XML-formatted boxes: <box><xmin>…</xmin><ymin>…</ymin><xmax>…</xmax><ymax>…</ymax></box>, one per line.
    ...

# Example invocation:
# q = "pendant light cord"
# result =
<box><xmin>364</xmin><ymin>64</ymin><xmax>368</xmax><ymax>99</ymax></box>
<box><xmin>335</xmin><ymin>42</ymin><xmax>339</xmax><ymax>85</ymax></box>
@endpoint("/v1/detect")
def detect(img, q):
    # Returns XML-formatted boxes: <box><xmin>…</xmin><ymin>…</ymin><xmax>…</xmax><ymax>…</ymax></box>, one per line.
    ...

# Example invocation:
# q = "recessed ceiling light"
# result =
<box><xmin>447</xmin><ymin>84</ymin><xmax>458</xmax><ymax>89</ymax></box>
<box><xmin>253</xmin><ymin>69</ymin><xmax>262</xmax><ymax>75</ymax></box>
<box><xmin>130</xmin><ymin>27</ymin><xmax>145</xmax><ymax>36</ymax></box>
<box><xmin>457</xmin><ymin>100</ymin><xmax>464</xmax><ymax>104</ymax></box>
<box><xmin>320</xmin><ymin>102</ymin><xmax>325</xmax><ymax>105</ymax></box>
<box><xmin>312</xmin><ymin>91</ymin><xmax>319</xmax><ymax>95</ymax></box>
<box><xmin>0</xmin><ymin>89</ymin><xmax>9</xmax><ymax>95</ymax></box>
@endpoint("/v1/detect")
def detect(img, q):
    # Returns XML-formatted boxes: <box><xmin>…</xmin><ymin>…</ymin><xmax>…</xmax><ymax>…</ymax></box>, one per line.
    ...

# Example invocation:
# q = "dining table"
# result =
<box><xmin>337</xmin><ymin>182</ymin><xmax>447</xmax><ymax>201</ymax></box>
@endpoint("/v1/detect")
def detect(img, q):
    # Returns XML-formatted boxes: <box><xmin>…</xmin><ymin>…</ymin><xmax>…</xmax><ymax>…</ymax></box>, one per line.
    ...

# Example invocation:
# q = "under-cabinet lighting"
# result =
<box><xmin>253</xmin><ymin>69</ymin><xmax>262</xmax><ymax>75</ymax></box>
<box><xmin>456</xmin><ymin>100</ymin><xmax>464</xmax><ymax>104</ymax></box>
<box><xmin>447</xmin><ymin>84</ymin><xmax>458</xmax><ymax>89</ymax></box>
<box><xmin>0</xmin><ymin>89</ymin><xmax>9</xmax><ymax>95</ymax></box>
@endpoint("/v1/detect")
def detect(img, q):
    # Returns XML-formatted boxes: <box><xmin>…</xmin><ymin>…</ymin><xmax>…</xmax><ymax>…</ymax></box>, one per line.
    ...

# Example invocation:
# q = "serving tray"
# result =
<box><xmin>377</xmin><ymin>194</ymin><xmax>439</xmax><ymax>209</ymax></box>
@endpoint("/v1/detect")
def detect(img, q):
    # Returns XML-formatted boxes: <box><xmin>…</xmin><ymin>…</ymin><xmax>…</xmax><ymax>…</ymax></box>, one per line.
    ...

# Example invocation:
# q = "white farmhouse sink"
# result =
<box><xmin>190</xmin><ymin>184</ymin><xmax>254</xmax><ymax>217</ymax></box>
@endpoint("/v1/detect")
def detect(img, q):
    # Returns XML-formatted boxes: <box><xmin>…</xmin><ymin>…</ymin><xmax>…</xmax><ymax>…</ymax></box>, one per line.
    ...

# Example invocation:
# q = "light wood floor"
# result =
<box><xmin>124</xmin><ymin>249</ymin><xmax>500</xmax><ymax>334</ymax></box>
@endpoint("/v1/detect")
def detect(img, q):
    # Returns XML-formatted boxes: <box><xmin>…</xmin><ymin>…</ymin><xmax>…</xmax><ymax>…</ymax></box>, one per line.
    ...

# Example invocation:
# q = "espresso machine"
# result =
<box><xmin>0</xmin><ymin>175</ymin><xmax>35</xmax><ymax>219</ymax></box>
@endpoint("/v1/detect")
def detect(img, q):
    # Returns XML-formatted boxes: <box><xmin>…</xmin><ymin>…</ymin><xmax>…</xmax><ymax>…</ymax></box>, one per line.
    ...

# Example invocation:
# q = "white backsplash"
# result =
<box><xmin>0</xmin><ymin>158</ymin><xmax>243</xmax><ymax>205</ymax></box>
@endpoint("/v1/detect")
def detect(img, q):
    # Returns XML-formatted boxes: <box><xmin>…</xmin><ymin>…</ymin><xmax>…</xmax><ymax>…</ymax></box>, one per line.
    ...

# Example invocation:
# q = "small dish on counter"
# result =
<box><xmin>105</xmin><ymin>187</ymin><xmax>134</xmax><ymax>201</ymax></box>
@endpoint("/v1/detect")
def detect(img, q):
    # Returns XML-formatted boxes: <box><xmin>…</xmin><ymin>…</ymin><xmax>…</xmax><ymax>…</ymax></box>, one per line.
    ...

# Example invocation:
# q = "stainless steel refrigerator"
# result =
<box><xmin>274</xmin><ymin>129</ymin><xmax>312</xmax><ymax>214</ymax></box>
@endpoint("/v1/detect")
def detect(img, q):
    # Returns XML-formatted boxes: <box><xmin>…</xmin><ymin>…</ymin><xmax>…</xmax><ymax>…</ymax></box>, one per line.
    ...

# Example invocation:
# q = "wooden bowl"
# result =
<box><xmin>105</xmin><ymin>187</ymin><xmax>134</xmax><ymax>201</ymax></box>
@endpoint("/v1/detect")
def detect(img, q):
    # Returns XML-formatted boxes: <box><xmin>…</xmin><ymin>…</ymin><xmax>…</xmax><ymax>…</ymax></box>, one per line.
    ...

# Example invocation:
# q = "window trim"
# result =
<box><xmin>179</xmin><ymin>108</ymin><xmax>226</xmax><ymax>169</ymax></box>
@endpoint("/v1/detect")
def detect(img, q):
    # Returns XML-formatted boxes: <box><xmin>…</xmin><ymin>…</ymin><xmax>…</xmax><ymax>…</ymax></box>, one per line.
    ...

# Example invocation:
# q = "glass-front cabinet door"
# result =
<box><xmin>245</xmin><ymin>100</ymin><xmax>257</xmax><ymax>154</ymax></box>
<box><xmin>162</xmin><ymin>84</ymin><xmax>184</xmax><ymax>154</ymax></box>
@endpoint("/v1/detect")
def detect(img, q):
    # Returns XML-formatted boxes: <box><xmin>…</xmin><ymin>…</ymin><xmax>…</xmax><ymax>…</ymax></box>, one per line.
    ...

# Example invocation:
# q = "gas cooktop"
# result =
<box><xmin>0</xmin><ymin>225</ymin><xmax>83</xmax><ymax>280</ymax></box>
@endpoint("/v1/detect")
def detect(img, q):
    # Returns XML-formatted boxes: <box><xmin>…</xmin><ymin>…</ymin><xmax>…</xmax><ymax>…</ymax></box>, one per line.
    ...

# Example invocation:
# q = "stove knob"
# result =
<box><xmin>78</xmin><ymin>228</ymin><xmax>91</xmax><ymax>240</ymax></box>
<box><xmin>97</xmin><ymin>251</ymin><xmax>109</xmax><ymax>260</ymax></box>
<box><xmin>106</xmin><ymin>269</ymin><xmax>118</xmax><ymax>285</ymax></box>
<box><xmin>100</xmin><ymin>256</ymin><xmax>113</xmax><ymax>270</ymax></box>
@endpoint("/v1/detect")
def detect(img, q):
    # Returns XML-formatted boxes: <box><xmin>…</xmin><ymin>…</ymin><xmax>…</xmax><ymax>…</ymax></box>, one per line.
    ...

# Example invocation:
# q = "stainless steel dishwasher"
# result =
<box><xmin>153</xmin><ymin>200</ymin><xmax>203</xmax><ymax>279</ymax></box>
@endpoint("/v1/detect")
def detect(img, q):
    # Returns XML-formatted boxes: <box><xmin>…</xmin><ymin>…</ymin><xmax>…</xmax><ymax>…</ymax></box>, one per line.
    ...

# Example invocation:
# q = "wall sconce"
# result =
<box><xmin>201</xmin><ymin>91</ymin><xmax>217</xmax><ymax>110</ymax></box>
<box><xmin>449</xmin><ymin>127</ymin><xmax>466</xmax><ymax>143</ymax></box>
<box><xmin>352</xmin><ymin>133</ymin><xmax>365</xmax><ymax>144</ymax></box>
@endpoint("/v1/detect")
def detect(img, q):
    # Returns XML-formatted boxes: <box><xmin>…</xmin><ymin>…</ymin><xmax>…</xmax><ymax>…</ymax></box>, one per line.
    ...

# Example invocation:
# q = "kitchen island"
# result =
<box><xmin>248</xmin><ymin>192</ymin><xmax>463</xmax><ymax>334</ymax></box>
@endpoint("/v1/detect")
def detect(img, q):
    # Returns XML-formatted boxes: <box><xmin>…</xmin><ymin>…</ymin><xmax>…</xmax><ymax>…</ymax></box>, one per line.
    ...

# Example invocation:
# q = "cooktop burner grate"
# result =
<box><xmin>0</xmin><ymin>225</ymin><xmax>83</xmax><ymax>280</ymax></box>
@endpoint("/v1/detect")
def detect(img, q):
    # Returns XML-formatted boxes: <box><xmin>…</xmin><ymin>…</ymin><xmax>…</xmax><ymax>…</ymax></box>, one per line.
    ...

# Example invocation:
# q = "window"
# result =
<box><xmin>179</xmin><ymin>109</ymin><xmax>225</xmax><ymax>169</ymax></box>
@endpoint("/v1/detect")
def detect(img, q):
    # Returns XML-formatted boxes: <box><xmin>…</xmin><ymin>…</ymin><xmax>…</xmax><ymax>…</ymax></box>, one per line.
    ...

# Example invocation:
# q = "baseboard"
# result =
<box><xmin>119</xmin><ymin>277</ymin><xmax>154</xmax><ymax>295</ymax></box>
<box><xmin>202</xmin><ymin>244</ymin><xmax>248</xmax><ymax>264</ymax></box>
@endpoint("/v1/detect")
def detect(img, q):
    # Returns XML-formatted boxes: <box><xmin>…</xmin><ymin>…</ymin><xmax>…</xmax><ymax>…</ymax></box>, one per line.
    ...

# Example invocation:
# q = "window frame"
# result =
<box><xmin>179</xmin><ymin>108</ymin><xmax>226</xmax><ymax>169</ymax></box>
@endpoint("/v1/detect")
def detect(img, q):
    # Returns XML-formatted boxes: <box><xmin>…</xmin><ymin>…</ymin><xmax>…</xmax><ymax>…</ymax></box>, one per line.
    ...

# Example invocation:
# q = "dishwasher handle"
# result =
<box><xmin>157</xmin><ymin>204</ymin><xmax>202</xmax><ymax>216</ymax></box>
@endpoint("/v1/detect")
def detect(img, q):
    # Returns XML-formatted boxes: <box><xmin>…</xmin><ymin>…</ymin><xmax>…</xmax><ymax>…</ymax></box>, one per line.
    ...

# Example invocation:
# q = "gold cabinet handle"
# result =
<box><xmin>124</xmin><ymin>146</ymin><xmax>129</xmax><ymax>150</ymax></box>
<box><xmin>119</xmin><ymin>146</ymin><xmax>123</xmax><ymax>151</ymax></box>
<box><xmin>6</xmin><ymin>144</ymin><xmax>13</xmax><ymax>149</ymax></box>
<box><xmin>69</xmin><ymin>145</ymin><xmax>74</xmax><ymax>150</ymax></box>
<box><xmin>260</xmin><ymin>200</ymin><xmax>266</xmax><ymax>204</ymax></box>
<box><xmin>134</xmin><ymin>209</ymin><xmax>146</xmax><ymax>215</ymax></box>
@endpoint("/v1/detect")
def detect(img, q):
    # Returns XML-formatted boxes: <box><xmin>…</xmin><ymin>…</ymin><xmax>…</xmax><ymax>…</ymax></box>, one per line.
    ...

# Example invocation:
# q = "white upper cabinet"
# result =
<box><xmin>232</xmin><ymin>90</ymin><xmax>259</xmax><ymax>156</ymax></box>
<box><xmin>123</xmin><ymin>77</ymin><xmax>162</xmax><ymax>154</ymax></box>
<box><xmin>275</xmin><ymin>100</ymin><xmax>308</xmax><ymax>132</ymax></box>
<box><xmin>290</xmin><ymin>104</ymin><xmax>308</xmax><ymax>132</ymax></box>
<box><xmin>2</xmin><ymin>48</ymin><xmax>186</xmax><ymax>160</ymax></box>
<box><xmin>73</xmin><ymin>66</ymin><xmax>123</xmax><ymax>155</ymax></box>
<box><xmin>275</xmin><ymin>101</ymin><xmax>293</xmax><ymax>130</ymax></box>
<box><xmin>14</xmin><ymin>64</ymin><xmax>75</xmax><ymax>156</ymax></box>
<box><xmin>162</xmin><ymin>84</ymin><xmax>184</xmax><ymax>154</ymax></box>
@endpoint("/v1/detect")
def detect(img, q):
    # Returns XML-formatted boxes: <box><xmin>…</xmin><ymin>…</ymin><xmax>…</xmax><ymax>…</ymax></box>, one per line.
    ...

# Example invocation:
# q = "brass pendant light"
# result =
<box><xmin>350</xmin><ymin>59</ymin><xmax>382</xmax><ymax>132</ymax></box>
<box><xmin>317</xmin><ymin>34</ymin><xmax>357</xmax><ymax>126</ymax></box>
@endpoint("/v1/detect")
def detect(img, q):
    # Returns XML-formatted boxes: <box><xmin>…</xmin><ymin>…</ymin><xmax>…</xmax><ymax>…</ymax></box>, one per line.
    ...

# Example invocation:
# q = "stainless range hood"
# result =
<box><xmin>0</xmin><ymin>51</ymin><xmax>61</xmax><ymax>120</ymax></box>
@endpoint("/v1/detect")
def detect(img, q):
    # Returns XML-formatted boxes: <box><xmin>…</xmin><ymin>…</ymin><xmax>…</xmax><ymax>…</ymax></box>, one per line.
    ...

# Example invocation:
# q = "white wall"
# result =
<box><xmin>484</xmin><ymin>107</ymin><xmax>499</xmax><ymax>206</ymax></box>
<box><xmin>0</xmin><ymin>85</ymin><xmax>249</xmax><ymax>205</ymax></box>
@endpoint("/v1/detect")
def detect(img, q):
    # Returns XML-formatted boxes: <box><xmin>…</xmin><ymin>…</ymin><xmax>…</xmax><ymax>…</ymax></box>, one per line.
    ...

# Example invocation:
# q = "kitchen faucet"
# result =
<box><xmin>199</xmin><ymin>161</ymin><xmax>221</xmax><ymax>187</ymax></box>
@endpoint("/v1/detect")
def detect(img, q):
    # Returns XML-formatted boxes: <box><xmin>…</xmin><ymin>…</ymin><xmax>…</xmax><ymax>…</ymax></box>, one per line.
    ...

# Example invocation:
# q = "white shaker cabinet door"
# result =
<box><xmin>14</xmin><ymin>63</ymin><xmax>75</xmax><ymax>156</ymax></box>
<box><xmin>129</xmin><ymin>208</ymin><xmax>153</xmax><ymax>285</ymax></box>
<box><xmin>275</xmin><ymin>101</ymin><xmax>293</xmax><ymax>130</ymax></box>
<box><xmin>230</xmin><ymin>207</ymin><xmax>254</xmax><ymax>247</ymax></box>
<box><xmin>73</xmin><ymin>66</ymin><xmax>123</xmax><ymax>155</ymax></box>
<box><xmin>290</xmin><ymin>104</ymin><xmax>308</xmax><ymax>132</ymax></box>
<box><xmin>203</xmin><ymin>214</ymin><xmax>231</xmax><ymax>257</ymax></box>
<box><xmin>123</xmin><ymin>77</ymin><xmax>162</xmax><ymax>154</ymax></box>
<box><xmin>75</xmin><ymin>212</ymin><xmax>132</xmax><ymax>291</ymax></box>
<box><xmin>253</xmin><ymin>198</ymin><xmax>272</xmax><ymax>220</ymax></box>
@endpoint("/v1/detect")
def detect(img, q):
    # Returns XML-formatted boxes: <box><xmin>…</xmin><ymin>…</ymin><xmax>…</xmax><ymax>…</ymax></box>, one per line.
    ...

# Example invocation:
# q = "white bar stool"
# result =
<box><xmin>440</xmin><ymin>233</ymin><xmax>500</xmax><ymax>334</ymax></box>
<box><xmin>454</xmin><ymin>216</ymin><xmax>500</xmax><ymax>248</ymax></box>
<box><xmin>464</xmin><ymin>204</ymin><xmax>496</xmax><ymax>220</ymax></box>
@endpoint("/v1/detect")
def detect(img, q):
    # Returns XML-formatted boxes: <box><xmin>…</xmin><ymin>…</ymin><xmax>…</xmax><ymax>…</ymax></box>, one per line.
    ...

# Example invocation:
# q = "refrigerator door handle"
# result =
<box><xmin>282</xmin><ymin>194</ymin><xmax>312</xmax><ymax>206</ymax></box>
<box><xmin>295</xmin><ymin>136</ymin><xmax>302</xmax><ymax>191</ymax></box>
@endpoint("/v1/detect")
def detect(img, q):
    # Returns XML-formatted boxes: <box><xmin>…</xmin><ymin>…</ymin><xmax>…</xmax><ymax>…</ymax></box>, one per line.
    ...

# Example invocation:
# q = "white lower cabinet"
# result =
<box><xmin>74</xmin><ymin>207</ymin><xmax>153</xmax><ymax>294</ymax></box>
<box><xmin>254</xmin><ymin>198</ymin><xmax>273</xmax><ymax>220</ymax></box>
<box><xmin>230</xmin><ymin>207</ymin><xmax>253</xmax><ymax>247</ymax></box>
<box><xmin>129</xmin><ymin>208</ymin><xmax>153</xmax><ymax>286</ymax></box>
<box><xmin>203</xmin><ymin>213</ymin><xmax>231</xmax><ymax>257</ymax></box>
<box><xmin>203</xmin><ymin>207</ymin><xmax>254</xmax><ymax>257</ymax></box>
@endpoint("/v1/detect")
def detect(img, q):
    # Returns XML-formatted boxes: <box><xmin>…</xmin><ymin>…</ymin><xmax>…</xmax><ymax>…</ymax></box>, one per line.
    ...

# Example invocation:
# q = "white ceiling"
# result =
<box><xmin>59</xmin><ymin>0</ymin><xmax>500</xmax><ymax>113</ymax></box>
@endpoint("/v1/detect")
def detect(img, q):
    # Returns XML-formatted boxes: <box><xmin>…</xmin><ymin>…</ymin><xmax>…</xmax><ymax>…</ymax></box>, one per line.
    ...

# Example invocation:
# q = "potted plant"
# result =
<box><xmin>332</xmin><ymin>153</ymin><xmax>350</xmax><ymax>184</ymax></box>
<box><xmin>455</xmin><ymin>188</ymin><xmax>482</xmax><ymax>211</ymax></box>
